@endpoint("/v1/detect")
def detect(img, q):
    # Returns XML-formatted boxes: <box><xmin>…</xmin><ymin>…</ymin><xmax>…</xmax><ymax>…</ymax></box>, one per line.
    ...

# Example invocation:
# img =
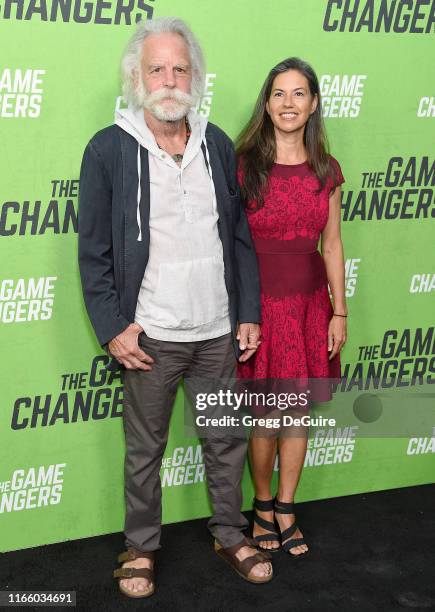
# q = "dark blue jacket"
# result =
<box><xmin>78</xmin><ymin>122</ymin><xmax>260</xmax><ymax>369</ymax></box>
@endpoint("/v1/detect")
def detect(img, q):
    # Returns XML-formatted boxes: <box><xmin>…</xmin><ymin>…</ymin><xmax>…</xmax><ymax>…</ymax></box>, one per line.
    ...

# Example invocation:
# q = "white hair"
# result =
<box><xmin>121</xmin><ymin>17</ymin><xmax>206</xmax><ymax>108</ymax></box>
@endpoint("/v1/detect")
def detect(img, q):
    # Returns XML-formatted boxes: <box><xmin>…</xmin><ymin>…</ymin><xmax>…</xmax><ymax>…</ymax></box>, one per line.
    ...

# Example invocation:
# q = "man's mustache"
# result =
<box><xmin>145</xmin><ymin>87</ymin><xmax>196</xmax><ymax>106</ymax></box>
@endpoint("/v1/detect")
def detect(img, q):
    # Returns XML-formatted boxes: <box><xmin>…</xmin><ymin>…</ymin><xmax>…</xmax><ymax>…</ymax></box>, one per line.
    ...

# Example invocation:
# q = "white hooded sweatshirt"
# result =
<box><xmin>115</xmin><ymin>106</ymin><xmax>231</xmax><ymax>342</ymax></box>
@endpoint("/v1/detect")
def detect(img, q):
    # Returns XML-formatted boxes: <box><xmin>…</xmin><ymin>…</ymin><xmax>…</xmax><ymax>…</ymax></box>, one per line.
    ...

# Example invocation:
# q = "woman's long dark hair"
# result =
<box><xmin>236</xmin><ymin>57</ymin><xmax>337</xmax><ymax>208</ymax></box>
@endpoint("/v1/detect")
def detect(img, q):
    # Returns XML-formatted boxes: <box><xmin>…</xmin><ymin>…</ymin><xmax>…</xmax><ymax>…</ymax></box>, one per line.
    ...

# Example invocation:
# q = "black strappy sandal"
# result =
<box><xmin>274</xmin><ymin>499</ymin><xmax>309</xmax><ymax>558</ymax></box>
<box><xmin>252</xmin><ymin>498</ymin><xmax>280</xmax><ymax>552</ymax></box>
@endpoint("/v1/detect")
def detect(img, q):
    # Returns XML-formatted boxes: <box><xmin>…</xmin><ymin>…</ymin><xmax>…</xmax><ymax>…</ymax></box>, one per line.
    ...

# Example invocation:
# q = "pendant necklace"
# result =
<box><xmin>156</xmin><ymin>117</ymin><xmax>191</xmax><ymax>164</ymax></box>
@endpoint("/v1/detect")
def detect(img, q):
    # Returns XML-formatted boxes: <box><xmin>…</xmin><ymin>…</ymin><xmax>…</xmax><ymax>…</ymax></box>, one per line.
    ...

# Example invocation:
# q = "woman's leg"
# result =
<box><xmin>275</xmin><ymin>429</ymin><xmax>309</xmax><ymax>555</ymax></box>
<box><xmin>249</xmin><ymin>434</ymin><xmax>280</xmax><ymax>550</ymax></box>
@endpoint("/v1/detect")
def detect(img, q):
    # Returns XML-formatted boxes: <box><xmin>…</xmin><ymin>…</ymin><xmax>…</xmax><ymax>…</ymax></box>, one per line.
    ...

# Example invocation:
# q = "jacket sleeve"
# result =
<box><xmin>78</xmin><ymin>139</ymin><xmax>130</xmax><ymax>347</ymax></box>
<box><xmin>225</xmin><ymin>140</ymin><xmax>261</xmax><ymax>324</ymax></box>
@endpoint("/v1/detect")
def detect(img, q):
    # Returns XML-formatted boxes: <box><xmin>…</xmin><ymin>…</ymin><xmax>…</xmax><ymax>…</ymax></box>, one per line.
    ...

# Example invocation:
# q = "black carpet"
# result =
<box><xmin>2</xmin><ymin>484</ymin><xmax>435</xmax><ymax>611</ymax></box>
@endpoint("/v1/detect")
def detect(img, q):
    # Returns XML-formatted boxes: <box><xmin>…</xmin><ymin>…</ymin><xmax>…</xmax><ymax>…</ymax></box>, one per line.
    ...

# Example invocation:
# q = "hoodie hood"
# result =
<box><xmin>115</xmin><ymin>105</ymin><xmax>208</xmax><ymax>147</ymax></box>
<box><xmin>114</xmin><ymin>105</ymin><xmax>212</xmax><ymax>242</ymax></box>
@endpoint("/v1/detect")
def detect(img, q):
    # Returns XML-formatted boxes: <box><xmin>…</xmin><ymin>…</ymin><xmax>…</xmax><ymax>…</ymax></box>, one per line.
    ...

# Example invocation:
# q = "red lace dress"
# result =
<box><xmin>238</xmin><ymin>157</ymin><xmax>344</xmax><ymax>403</ymax></box>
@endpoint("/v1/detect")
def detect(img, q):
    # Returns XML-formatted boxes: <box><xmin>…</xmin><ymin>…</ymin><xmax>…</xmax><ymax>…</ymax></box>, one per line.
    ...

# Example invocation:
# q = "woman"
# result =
<box><xmin>236</xmin><ymin>57</ymin><xmax>347</xmax><ymax>557</ymax></box>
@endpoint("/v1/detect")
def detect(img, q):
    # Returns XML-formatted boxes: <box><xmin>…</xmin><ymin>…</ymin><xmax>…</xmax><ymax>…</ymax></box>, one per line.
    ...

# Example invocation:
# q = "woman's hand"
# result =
<box><xmin>328</xmin><ymin>315</ymin><xmax>347</xmax><ymax>360</ymax></box>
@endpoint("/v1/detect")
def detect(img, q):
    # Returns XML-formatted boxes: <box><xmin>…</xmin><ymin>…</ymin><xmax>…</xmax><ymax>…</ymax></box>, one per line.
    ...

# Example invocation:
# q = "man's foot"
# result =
<box><xmin>215</xmin><ymin>539</ymin><xmax>273</xmax><ymax>583</ymax></box>
<box><xmin>253</xmin><ymin>508</ymin><xmax>280</xmax><ymax>551</ymax></box>
<box><xmin>235</xmin><ymin>544</ymin><xmax>272</xmax><ymax>578</ymax></box>
<box><xmin>275</xmin><ymin>509</ymin><xmax>309</xmax><ymax>556</ymax></box>
<box><xmin>119</xmin><ymin>556</ymin><xmax>154</xmax><ymax>594</ymax></box>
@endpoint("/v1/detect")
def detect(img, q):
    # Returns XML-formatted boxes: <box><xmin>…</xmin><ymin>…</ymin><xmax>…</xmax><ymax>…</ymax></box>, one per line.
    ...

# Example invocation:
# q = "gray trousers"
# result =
<box><xmin>121</xmin><ymin>332</ymin><xmax>249</xmax><ymax>552</ymax></box>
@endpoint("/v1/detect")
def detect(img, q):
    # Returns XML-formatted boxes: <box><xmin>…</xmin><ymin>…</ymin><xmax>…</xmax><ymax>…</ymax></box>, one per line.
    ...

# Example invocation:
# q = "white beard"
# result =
<box><xmin>137</xmin><ymin>84</ymin><xmax>197</xmax><ymax>121</ymax></box>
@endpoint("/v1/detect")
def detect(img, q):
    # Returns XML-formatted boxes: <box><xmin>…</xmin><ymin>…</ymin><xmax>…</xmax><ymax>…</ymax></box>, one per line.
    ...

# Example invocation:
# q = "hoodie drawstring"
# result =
<box><xmin>136</xmin><ymin>135</ymin><xmax>214</xmax><ymax>241</ymax></box>
<box><xmin>202</xmin><ymin>138</ymin><xmax>217</xmax><ymax>214</ymax></box>
<box><xmin>136</xmin><ymin>144</ymin><xmax>142</xmax><ymax>242</ymax></box>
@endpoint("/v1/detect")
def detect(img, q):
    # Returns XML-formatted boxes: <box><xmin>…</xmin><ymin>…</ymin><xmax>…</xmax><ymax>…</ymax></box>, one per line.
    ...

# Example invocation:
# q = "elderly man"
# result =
<box><xmin>78</xmin><ymin>17</ymin><xmax>272</xmax><ymax>598</ymax></box>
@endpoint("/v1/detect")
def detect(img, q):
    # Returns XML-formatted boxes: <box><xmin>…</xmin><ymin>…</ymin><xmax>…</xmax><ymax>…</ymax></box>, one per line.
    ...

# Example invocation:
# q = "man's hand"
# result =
<box><xmin>108</xmin><ymin>322</ymin><xmax>154</xmax><ymax>371</ymax></box>
<box><xmin>237</xmin><ymin>323</ymin><xmax>261</xmax><ymax>362</ymax></box>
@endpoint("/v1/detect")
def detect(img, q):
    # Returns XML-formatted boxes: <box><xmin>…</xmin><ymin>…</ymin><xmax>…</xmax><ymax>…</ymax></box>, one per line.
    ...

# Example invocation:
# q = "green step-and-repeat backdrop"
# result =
<box><xmin>1</xmin><ymin>0</ymin><xmax>434</xmax><ymax>552</ymax></box>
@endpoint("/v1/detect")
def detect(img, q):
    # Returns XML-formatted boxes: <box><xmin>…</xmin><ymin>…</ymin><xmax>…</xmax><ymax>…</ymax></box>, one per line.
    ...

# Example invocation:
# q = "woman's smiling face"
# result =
<box><xmin>266</xmin><ymin>69</ymin><xmax>318</xmax><ymax>135</ymax></box>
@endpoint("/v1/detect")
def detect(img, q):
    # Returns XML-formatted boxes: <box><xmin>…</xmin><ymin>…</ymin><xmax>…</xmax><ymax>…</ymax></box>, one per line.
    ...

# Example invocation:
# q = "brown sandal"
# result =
<box><xmin>214</xmin><ymin>537</ymin><xmax>273</xmax><ymax>584</ymax></box>
<box><xmin>113</xmin><ymin>548</ymin><xmax>155</xmax><ymax>598</ymax></box>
